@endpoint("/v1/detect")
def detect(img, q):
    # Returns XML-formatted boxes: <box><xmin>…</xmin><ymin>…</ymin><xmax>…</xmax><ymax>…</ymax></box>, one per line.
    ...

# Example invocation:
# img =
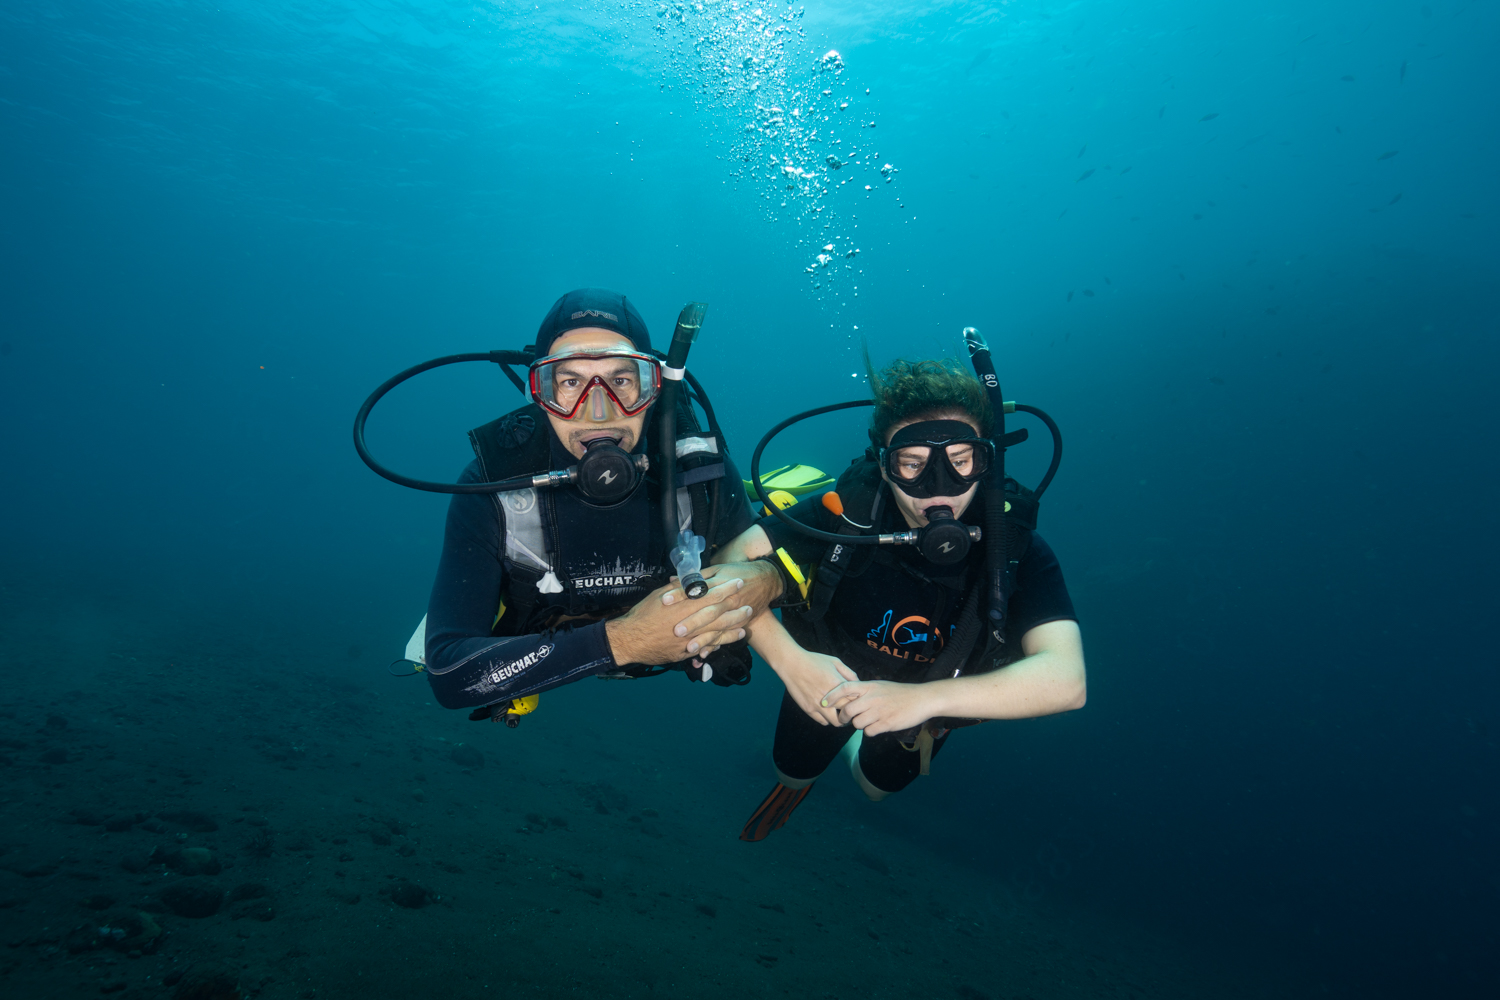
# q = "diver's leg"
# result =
<box><xmin>851</xmin><ymin>727</ymin><xmax>953</xmax><ymax>801</ymax></box>
<box><xmin>843</xmin><ymin>730</ymin><xmax>891</xmax><ymax>801</ymax></box>
<box><xmin>740</xmin><ymin>692</ymin><xmax>854</xmax><ymax>841</ymax></box>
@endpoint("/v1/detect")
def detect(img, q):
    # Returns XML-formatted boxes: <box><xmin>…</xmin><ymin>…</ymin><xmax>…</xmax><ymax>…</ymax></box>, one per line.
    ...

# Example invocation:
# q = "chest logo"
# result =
<box><xmin>865</xmin><ymin>610</ymin><xmax>945</xmax><ymax>662</ymax></box>
<box><xmin>569</xmin><ymin>559</ymin><xmax>654</xmax><ymax>595</ymax></box>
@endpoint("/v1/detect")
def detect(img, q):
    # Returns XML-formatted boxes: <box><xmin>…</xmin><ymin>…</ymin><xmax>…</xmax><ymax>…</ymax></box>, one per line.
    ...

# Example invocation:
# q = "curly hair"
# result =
<box><xmin>867</xmin><ymin>355</ymin><xmax>993</xmax><ymax>445</ymax></box>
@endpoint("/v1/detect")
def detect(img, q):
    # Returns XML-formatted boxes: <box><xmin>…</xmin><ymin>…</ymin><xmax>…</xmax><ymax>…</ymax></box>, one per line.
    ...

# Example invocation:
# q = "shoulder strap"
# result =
<box><xmin>468</xmin><ymin>404</ymin><xmax>551</xmax><ymax>482</ymax></box>
<box><xmin>805</xmin><ymin>453</ymin><xmax>884</xmax><ymax>623</ymax></box>
<box><xmin>961</xmin><ymin>477</ymin><xmax>1040</xmax><ymax>675</ymax></box>
<box><xmin>467</xmin><ymin>404</ymin><xmax>555</xmax><ymax>634</ymax></box>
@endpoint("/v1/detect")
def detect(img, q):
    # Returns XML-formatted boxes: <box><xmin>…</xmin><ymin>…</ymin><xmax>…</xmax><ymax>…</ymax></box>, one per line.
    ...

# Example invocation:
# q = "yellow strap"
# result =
<box><xmin>775</xmin><ymin>547</ymin><xmax>810</xmax><ymax>600</ymax></box>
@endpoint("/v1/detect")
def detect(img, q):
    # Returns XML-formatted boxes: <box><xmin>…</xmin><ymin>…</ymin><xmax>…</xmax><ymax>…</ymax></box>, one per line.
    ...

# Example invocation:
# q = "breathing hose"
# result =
<box><xmin>352</xmin><ymin>350</ymin><xmax>537</xmax><ymax>494</ymax></box>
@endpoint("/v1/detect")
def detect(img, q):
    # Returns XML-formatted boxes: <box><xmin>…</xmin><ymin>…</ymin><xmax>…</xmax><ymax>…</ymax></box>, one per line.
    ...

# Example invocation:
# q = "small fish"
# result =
<box><xmin>1105</xmin><ymin>277</ymin><xmax>1112</xmax><ymax>284</ymax></box>
<box><xmin>1378</xmin><ymin>150</ymin><xmax>1398</xmax><ymax>160</ymax></box>
<box><xmin>1209</xmin><ymin>377</ymin><xmax>1225</xmax><ymax>385</ymax></box>
<box><xmin>1083</xmin><ymin>289</ymin><xmax>1095</xmax><ymax>297</ymax></box>
<box><xmin>1400</xmin><ymin>60</ymin><xmax>1407</xmax><ymax>83</ymax></box>
<box><xmin>1158</xmin><ymin>105</ymin><xmax>1166</xmax><ymax>118</ymax></box>
<box><xmin>1322</xmin><ymin>364</ymin><xmax>1335</xmax><ymax>375</ymax></box>
<box><xmin>1341</xmin><ymin>75</ymin><xmax>1355</xmax><ymax>82</ymax></box>
<box><xmin>1388</xmin><ymin>193</ymin><xmax>1403</xmax><ymax>205</ymax></box>
<box><xmin>1078</xmin><ymin>144</ymin><xmax>1087</xmax><ymax>157</ymax></box>
<box><xmin>1067</xmin><ymin>291</ymin><xmax>1074</xmax><ymax>302</ymax></box>
<box><xmin>1199</xmin><ymin>112</ymin><xmax>1219</xmax><ymax>121</ymax></box>
<box><xmin>1077</xmin><ymin>168</ymin><xmax>1095</xmax><ymax>182</ymax></box>
<box><xmin>1119</xmin><ymin>166</ymin><xmax>1132</xmax><ymax>175</ymax></box>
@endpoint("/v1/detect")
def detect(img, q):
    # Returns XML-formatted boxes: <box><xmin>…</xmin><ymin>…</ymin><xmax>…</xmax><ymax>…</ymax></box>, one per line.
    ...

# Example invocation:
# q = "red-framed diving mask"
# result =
<box><xmin>528</xmin><ymin>348</ymin><xmax>662</xmax><ymax>420</ymax></box>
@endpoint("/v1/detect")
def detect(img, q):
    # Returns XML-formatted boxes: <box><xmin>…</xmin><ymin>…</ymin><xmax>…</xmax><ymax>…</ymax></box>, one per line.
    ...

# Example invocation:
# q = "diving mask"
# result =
<box><xmin>529</xmin><ymin>349</ymin><xmax>662</xmax><ymax>420</ymax></box>
<box><xmin>880</xmin><ymin>419</ymin><xmax>993</xmax><ymax>499</ymax></box>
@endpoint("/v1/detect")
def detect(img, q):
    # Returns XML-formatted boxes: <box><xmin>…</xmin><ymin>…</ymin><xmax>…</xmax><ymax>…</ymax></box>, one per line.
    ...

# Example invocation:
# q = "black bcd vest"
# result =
<box><xmin>465</xmin><ymin>399</ymin><xmax>750</xmax><ymax>686</ymax></box>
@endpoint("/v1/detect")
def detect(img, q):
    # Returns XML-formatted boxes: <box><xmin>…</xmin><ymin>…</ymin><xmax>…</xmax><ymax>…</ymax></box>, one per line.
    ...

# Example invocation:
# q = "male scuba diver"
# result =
<box><xmin>723</xmin><ymin>347</ymin><xmax>1086</xmax><ymax>840</ymax></box>
<box><xmin>402</xmin><ymin>289</ymin><xmax>782</xmax><ymax>718</ymax></box>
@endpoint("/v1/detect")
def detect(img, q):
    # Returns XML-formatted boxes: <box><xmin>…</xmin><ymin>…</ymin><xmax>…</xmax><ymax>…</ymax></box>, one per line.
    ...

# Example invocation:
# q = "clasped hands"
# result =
<box><xmin>779</xmin><ymin>648</ymin><xmax>939</xmax><ymax>737</ymax></box>
<box><xmin>603</xmin><ymin>561</ymin><xmax>781</xmax><ymax>666</ymax></box>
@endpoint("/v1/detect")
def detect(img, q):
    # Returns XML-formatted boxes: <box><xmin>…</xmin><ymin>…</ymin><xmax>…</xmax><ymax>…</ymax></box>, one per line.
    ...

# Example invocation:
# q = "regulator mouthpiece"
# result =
<box><xmin>574</xmin><ymin>439</ymin><xmax>646</xmax><ymax>503</ymax></box>
<box><xmin>917</xmin><ymin>505</ymin><xmax>978</xmax><ymax>565</ymax></box>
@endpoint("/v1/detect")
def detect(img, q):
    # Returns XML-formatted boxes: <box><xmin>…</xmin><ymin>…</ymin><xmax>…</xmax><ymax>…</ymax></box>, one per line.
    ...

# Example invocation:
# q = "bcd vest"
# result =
<box><xmin>797</xmin><ymin>451</ymin><xmax>1040</xmax><ymax>681</ymax></box>
<box><xmin>466</xmin><ymin>400</ymin><xmax>749</xmax><ymax>685</ymax></box>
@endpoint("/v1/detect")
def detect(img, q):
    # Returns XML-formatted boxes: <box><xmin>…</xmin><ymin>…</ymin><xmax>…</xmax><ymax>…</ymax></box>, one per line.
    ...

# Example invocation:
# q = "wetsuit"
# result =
<box><xmin>424</xmin><ymin>433</ymin><xmax>754</xmax><ymax>710</ymax></box>
<box><xmin>763</xmin><ymin>487</ymin><xmax>1076</xmax><ymax>792</ymax></box>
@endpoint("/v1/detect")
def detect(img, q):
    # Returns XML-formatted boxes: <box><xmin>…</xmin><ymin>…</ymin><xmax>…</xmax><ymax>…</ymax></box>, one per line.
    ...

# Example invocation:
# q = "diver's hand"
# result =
<box><xmin>821</xmin><ymin>679</ymin><xmax>934</xmax><ymax>737</ymax></box>
<box><xmin>772</xmin><ymin>648</ymin><xmax>858</xmax><ymax>726</ymax></box>
<box><xmin>604</xmin><ymin>582</ymin><xmax>725</xmax><ymax>666</ymax></box>
<box><xmin>660</xmin><ymin>563</ymin><xmax>778</xmax><ymax>655</ymax></box>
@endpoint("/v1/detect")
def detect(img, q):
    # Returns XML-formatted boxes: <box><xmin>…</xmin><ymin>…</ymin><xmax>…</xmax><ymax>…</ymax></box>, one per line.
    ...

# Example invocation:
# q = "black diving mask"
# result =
<box><xmin>880</xmin><ymin>420</ymin><xmax>993</xmax><ymax>500</ymax></box>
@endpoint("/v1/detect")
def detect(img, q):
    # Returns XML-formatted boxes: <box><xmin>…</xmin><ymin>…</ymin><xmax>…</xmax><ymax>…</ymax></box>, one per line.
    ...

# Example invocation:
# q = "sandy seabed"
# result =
<box><xmin>0</xmin><ymin>584</ymin><xmax>1289</xmax><ymax>1000</ymax></box>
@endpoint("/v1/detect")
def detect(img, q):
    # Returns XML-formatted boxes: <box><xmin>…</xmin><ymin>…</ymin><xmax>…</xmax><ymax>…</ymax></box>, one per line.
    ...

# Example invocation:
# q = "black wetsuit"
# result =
<box><xmin>762</xmin><ymin>486</ymin><xmax>1076</xmax><ymax>792</ymax></box>
<box><xmin>424</xmin><ymin>433</ymin><xmax>754</xmax><ymax>710</ymax></box>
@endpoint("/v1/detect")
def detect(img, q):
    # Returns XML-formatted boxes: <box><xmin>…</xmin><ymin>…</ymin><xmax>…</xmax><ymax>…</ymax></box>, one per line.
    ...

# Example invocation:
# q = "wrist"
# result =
<box><xmin>602</xmin><ymin>618</ymin><xmax>634</xmax><ymax>666</ymax></box>
<box><xmin>754</xmin><ymin>559</ymin><xmax>786</xmax><ymax>601</ymax></box>
<box><xmin>753</xmin><ymin>550</ymin><xmax>805</xmax><ymax>608</ymax></box>
<box><xmin>922</xmin><ymin>676</ymin><xmax>961</xmax><ymax>719</ymax></box>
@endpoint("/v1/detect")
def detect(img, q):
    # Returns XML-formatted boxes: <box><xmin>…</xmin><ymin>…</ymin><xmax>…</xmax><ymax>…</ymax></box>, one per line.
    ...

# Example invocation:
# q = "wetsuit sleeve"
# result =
<box><xmin>1006</xmin><ymin>532</ymin><xmax>1078</xmax><ymax>636</ymax></box>
<box><xmin>423</xmin><ymin>460</ymin><xmax>617</xmax><ymax>710</ymax></box>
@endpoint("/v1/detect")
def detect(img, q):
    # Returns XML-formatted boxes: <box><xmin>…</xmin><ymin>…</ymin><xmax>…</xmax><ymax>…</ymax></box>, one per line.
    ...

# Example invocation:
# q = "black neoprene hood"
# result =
<box><xmin>533</xmin><ymin>288</ymin><xmax>653</xmax><ymax>356</ymax></box>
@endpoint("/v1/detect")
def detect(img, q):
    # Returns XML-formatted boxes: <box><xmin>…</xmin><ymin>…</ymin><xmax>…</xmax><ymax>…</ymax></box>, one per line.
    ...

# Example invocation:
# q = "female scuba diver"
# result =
<box><xmin>720</xmin><ymin>354</ymin><xmax>1086</xmax><ymax>840</ymax></box>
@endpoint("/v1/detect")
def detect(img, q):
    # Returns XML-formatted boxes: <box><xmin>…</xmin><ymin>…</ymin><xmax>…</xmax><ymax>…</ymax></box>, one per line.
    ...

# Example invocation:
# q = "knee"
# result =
<box><xmin>849</xmin><ymin>754</ymin><xmax>893</xmax><ymax>802</ymax></box>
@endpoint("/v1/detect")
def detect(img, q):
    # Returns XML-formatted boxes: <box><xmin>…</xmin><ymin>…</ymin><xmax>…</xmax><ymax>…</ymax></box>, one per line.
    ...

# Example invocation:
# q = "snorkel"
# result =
<box><xmin>658</xmin><ymin>302</ymin><xmax>712</xmax><ymax>599</ymax></box>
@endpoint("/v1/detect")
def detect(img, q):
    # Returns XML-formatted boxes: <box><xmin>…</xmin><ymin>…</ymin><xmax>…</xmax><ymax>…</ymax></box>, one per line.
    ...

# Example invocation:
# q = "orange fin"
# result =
<box><xmin>738</xmin><ymin>782</ymin><xmax>814</xmax><ymax>842</ymax></box>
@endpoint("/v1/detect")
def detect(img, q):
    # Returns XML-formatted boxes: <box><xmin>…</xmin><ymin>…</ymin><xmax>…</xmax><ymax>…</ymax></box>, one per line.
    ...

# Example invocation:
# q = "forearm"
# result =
<box><xmin>713</xmin><ymin>524</ymin><xmax>773</xmax><ymax>563</ymax></box>
<box><xmin>743</xmin><ymin>609</ymin><xmax>803</xmax><ymax>678</ymax></box>
<box><xmin>424</xmin><ymin>623</ymin><xmax>616</xmax><ymax>709</ymax></box>
<box><xmin>925</xmin><ymin>645</ymin><xmax>1086</xmax><ymax>721</ymax></box>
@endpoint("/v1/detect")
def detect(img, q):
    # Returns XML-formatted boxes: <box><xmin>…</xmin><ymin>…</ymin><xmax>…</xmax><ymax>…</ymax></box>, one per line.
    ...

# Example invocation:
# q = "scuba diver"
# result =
<box><xmin>354</xmin><ymin>288</ymin><xmax>782</xmax><ymax>722</ymax></box>
<box><xmin>723</xmin><ymin>334</ymin><xmax>1086</xmax><ymax>840</ymax></box>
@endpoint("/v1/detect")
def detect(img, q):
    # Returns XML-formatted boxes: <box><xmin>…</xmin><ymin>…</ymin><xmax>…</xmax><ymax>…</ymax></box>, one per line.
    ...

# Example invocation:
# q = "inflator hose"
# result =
<box><xmin>750</xmin><ymin>399</ymin><xmax>890</xmax><ymax>546</ymax></box>
<box><xmin>963</xmin><ymin>327</ymin><xmax>1018</xmax><ymax>643</ymax></box>
<box><xmin>659</xmin><ymin>303</ymin><xmax>710</xmax><ymax>599</ymax></box>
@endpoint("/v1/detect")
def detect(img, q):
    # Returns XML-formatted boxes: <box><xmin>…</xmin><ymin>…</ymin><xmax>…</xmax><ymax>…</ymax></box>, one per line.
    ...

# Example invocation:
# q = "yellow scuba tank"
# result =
<box><xmin>763</xmin><ymin>489</ymin><xmax>798</xmax><ymax>516</ymax></box>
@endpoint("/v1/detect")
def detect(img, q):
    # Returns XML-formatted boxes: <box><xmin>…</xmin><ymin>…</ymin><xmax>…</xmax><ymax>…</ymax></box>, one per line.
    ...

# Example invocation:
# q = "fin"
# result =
<box><xmin>738</xmin><ymin>782</ymin><xmax>814</xmax><ymax>842</ymax></box>
<box><xmin>744</xmin><ymin>464</ymin><xmax>834</xmax><ymax>501</ymax></box>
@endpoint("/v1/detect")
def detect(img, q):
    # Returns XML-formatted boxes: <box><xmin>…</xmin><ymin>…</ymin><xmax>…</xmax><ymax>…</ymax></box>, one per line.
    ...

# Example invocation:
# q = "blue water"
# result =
<box><xmin>2</xmin><ymin>2</ymin><xmax>1496</xmax><ymax>998</ymax></box>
